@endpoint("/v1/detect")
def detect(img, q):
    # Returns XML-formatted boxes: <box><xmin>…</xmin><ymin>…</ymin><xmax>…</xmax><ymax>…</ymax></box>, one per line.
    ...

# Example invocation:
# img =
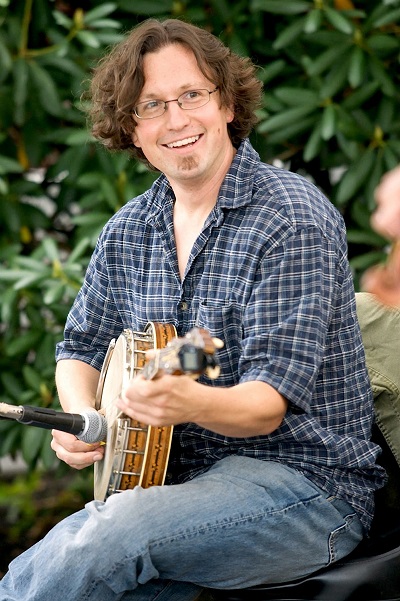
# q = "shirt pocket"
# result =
<box><xmin>196</xmin><ymin>300</ymin><xmax>243</xmax><ymax>385</ymax></box>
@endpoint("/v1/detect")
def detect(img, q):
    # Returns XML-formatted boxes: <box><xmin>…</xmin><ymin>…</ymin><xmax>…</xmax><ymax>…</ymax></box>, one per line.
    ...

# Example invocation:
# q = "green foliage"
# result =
<box><xmin>0</xmin><ymin>469</ymin><xmax>93</xmax><ymax>575</ymax></box>
<box><xmin>0</xmin><ymin>0</ymin><xmax>399</xmax><ymax>469</ymax></box>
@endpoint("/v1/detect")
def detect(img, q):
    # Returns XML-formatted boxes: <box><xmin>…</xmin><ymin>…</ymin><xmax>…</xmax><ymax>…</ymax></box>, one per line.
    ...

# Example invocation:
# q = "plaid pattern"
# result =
<box><xmin>56</xmin><ymin>139</ymin><xmax>386</xmax><ymax>530</ymax></box>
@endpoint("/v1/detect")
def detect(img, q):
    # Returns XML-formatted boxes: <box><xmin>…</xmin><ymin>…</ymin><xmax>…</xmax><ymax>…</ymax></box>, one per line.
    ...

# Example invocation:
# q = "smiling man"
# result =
<box><xmin>131</xmin><ymin>43</ymin><xmax>235</xmax><ymax>280</ymax></box>
<box><xmin>0</xmin><ymin>18</ymin><xmax>386</xmax><ymax>601</ymax></box>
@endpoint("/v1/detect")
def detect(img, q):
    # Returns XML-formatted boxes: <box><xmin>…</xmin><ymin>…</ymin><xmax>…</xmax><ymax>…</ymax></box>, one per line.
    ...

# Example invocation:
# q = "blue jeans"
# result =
<box><xmin>0</xmin><ymin>457</ymin><xmax>364</xmax><ymax>601</ymax></box>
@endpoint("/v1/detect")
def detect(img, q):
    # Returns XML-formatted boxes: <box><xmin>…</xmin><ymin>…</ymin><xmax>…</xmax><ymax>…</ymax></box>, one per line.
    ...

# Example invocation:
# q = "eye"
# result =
<box><xmin>143</xmin><ymin>100</ymin><xmax>163</xmax><ymax>111</ymax></box>
<box><xmin>183</xmin><ymin>90</ymin><xmax>202</xmax><ymax>101</ymax></box>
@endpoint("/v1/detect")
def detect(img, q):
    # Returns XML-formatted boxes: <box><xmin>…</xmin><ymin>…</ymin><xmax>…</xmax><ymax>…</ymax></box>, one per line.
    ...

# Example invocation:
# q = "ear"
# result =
<box><xmin>225</xmin><ymin>105</ymin><xmax>234</xmax><ymax>124</ymax></box>
<box><xmin>132</xmin><ymin>130</ymin><xmax>141</xmax><ymax>148</ymax></box>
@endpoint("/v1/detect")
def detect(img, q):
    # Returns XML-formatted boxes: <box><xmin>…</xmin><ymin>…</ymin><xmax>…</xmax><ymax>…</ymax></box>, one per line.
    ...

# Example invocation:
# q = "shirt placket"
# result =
<box><xmin>177</xmin><ymin>213</ymin><xmax>222</xmax><ymax>336</ymax></box>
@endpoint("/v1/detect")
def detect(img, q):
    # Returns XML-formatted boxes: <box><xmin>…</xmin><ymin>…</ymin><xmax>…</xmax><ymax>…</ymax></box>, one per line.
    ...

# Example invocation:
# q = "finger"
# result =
<box><xmin>51</xmin><ymin>443</ymin><xmax>104</xmax><ymax>470</ymax></box>
<box><xmin>51</xmin><ymin>429</ymin><xmax>103</xmax><ymax>453</ymax></box>
<box><xmin>50</xmin><ymin>434</ymin><xmax>104</xmax><ymax>469</ymax></box>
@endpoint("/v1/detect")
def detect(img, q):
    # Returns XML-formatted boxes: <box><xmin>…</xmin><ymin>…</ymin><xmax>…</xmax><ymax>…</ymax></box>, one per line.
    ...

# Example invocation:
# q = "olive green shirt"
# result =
<box><xmin>356</xmin><ymin>292</ymin><xmax>400</xmax><ymax>468</ymax></box>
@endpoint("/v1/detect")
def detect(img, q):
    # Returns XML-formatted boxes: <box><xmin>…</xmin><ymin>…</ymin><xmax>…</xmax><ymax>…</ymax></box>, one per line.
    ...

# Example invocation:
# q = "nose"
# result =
<box><xmin>164</xmin><ymin>101</ymin><xmax>191</xmax><ymax>128</ymax></box>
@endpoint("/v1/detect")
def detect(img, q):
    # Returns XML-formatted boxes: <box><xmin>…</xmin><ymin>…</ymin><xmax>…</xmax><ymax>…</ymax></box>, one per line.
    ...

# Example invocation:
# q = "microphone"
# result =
<box><xmin>0</xmin><ymin>402</ymin><xmax>107</xmax><ymax>444</ymax></box>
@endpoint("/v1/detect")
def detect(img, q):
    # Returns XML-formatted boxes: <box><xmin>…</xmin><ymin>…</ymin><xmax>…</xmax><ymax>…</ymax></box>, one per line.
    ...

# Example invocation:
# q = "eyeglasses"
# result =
<box><xmin>133</xmin><ymin>87</ymin><xmax>219</xmax><ymax>120</ymax></box>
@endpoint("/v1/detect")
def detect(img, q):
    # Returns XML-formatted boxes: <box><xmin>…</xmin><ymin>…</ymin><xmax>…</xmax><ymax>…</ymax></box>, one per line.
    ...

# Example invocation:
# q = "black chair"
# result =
<box><xmin>208</xmin><ymin>427</ymin><xmax>400</xmax><ymax>601</ymax></box>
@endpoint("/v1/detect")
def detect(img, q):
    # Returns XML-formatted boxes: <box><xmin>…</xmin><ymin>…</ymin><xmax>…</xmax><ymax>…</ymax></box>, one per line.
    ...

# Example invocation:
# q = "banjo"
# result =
<box><xmin>93</xmin><ymin>322</ymin><xmax>222</xmax><ymax>501</ymax></box>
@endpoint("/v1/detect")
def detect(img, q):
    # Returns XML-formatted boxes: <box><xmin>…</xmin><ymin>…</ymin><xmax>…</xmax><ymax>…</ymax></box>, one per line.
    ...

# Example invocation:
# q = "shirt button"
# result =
<box><xmin>178</xmin><ymin>301</ymin><xmax>189</xmax><ymax>311</ymax></box>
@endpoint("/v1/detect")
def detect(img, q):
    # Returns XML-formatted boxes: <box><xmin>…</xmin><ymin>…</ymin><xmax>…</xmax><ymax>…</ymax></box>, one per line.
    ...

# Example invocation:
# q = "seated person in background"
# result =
<box><xmin>371</xmin><ymin>165</ymin><xmax>400</xmax><ymax>242</ymax></box>
<box><xmin>363</xmin><ymin>165</ymin><xmax>400</xmax><ymax>306</ymax></box>
<box><xmin>0</xmin><ymin>17</ymin><xmax>386</xmax><ymax>601</ymax></box>
<box><xmin>356</xmin><ymin>292</ymin><xmax>400</xmax><ymax>522</ymax></box>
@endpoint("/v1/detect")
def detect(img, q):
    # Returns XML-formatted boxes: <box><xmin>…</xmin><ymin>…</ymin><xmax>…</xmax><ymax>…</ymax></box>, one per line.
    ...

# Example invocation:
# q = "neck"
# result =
<box><xmin>169</xmin><ymin>143</ymin><xmax>236</xmax><ymax>212</ymax></box>
<box><xmin>173</xmin><ymin>184</ymin><xmax>219</xmax><ymax>221</ymax></box>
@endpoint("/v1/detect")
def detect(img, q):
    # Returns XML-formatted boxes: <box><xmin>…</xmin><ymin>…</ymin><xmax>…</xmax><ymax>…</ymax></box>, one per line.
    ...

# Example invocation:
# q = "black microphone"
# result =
<box><xmin>0</xmin><ymin>403</ymin><xmax>107</xmax><ymax>444</ymax></box>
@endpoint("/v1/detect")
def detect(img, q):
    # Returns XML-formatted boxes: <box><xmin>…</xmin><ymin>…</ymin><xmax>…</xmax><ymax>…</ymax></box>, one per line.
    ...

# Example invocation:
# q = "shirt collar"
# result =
<box><xmin>217</xmin><ymin>138</ymin><xmax>260</xmax><ymax>210</ymax></box>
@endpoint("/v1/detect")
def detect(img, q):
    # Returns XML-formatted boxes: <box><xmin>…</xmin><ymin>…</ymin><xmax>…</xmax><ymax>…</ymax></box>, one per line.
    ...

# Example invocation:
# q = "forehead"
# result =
<box><xmin>140</xmin><ymin>43</ymin><xmax>212</xmax><ymax>95</ymax></box>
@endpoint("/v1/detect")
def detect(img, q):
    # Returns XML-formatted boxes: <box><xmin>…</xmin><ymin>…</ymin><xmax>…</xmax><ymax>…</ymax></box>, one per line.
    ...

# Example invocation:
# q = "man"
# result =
<box><xmin>363</xmin><ymin>164</ymin><xmax>400</xmax><ymax>306</ymax></box>
<box><xmin>0</xmin><ymin>18</ymin><xmax>386</xmax><ymax>601</ymax></box>
<box><xmin>372</xmin><ymin>164</ymin><xmax>400</xmax><ymax>241</ymax></box>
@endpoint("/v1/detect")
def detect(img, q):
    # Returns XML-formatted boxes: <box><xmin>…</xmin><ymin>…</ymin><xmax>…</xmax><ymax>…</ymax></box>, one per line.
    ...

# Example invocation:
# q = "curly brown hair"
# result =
<box><xmin>86</xmin><ymin>18</ymin><xmax>262</xmax><ymax>165</ymax></box>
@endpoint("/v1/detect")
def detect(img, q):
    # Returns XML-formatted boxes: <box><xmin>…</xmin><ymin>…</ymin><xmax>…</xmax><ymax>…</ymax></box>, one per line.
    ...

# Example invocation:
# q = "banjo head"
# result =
<box><xmin>93</xmin><ymin>324</ymin><xmax>176</xmax><ymax>501</ymax></box>
<box><xmin>94</xmin><ymin>328</ymin><xmax>153</xmax><ymax>501</ymax></box>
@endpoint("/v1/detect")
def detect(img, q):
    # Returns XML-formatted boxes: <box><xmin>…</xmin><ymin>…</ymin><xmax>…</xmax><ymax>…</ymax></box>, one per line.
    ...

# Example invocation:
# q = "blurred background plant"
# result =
<box><xmin>0</xmin><ymin>0</ymin><xmax>399</xmax><ymax>571</ymax></box>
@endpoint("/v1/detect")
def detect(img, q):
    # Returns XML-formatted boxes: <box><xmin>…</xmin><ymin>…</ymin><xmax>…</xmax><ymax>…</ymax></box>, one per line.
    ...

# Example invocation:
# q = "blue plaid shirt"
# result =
<box><xmin>56</xmin><ymin>139</ymin><xmax>386</xmax><ymax>530</ymax></box>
